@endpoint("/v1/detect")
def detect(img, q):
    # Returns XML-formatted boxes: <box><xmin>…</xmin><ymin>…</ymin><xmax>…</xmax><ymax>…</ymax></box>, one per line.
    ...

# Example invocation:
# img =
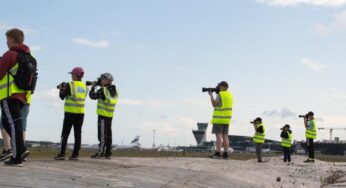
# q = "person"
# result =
<box><xmin>280</xmin><ymin>124</ymin><xmax>292</xmax><ymax>164</ymax></box>
<box><xmin>0</xmin><ymin>28</ymin><xmax>31</xmax><ymax>167</ymax></box>
<box><xmin>304</xmin><ymin>111</ymin><xmax>316</xmax><ymax>163</ymax></box>
<box><xmin>252</xmin><ymin>117</ymin><xmax>265</xmax><ymax>163</ymax></box>
<box><xmin>89</xmin><ymin>73</ymin><xmax>118</xmax><ymax>159</ymax></box>
<box><xmin>208</xmin><ymin>81</ymin><xmax>233</xmax><ymax>160</ymax></box>
<box><xmin>0</xmin><ymin>92</ymin><xmax>31</xmax><ymax>162</ymax></box>
<box><xmin>54</xmin><ymin>67</ymin><xmax>87</xmax><ymax>160</ymax></box>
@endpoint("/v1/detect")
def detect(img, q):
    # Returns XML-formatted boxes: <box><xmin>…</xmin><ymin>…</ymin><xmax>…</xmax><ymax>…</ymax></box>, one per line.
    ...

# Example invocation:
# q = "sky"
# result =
<box><xmin>1</xmin><ymin>0</ymin><xmax>346</xmax><ymax>147</ymax></box>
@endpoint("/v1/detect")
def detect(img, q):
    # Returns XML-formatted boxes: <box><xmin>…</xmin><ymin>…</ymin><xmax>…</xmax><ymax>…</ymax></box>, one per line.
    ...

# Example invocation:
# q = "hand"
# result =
<box><xmin>91</xmin><ymin>81</ymin><xmax>97</xmax><ymax>87</ymax></box>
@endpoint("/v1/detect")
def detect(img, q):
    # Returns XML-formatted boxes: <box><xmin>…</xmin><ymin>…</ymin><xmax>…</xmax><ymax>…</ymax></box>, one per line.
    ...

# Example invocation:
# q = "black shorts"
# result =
<box><xmin>212</xmin><ymin>124</ymin><xmax>229</xmax><ymax>134</ymax></box>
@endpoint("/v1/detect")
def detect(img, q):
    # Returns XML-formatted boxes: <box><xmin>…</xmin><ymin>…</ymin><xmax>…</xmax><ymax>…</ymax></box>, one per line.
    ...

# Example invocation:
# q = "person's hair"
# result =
<box><xmin>6</xmin><ymin>28</ymin><xmax>24</xmax><ymax>44</ymax></box>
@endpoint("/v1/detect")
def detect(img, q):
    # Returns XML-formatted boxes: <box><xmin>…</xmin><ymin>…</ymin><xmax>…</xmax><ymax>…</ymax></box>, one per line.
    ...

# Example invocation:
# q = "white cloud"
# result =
<box><xmin>33</xmin><ymin>88</ymin><xmax>62</xmax><ymax>107</ymax></box>
<box><xmin>301</xmin><ymin>58</ymin><xmax>328</xmax><ymax>71</ymax></box>
<box><xmin>313</xmin><ymin>10</ymin><xmax>346</xmax><ymax>36</ymax></box>
<box><xmin>30</xmin><ymin>46</ymin><xmax>43</xmax><ymax>51</ymax></box>
<box><xmin>257</xmin><ymin>0</ymin><xmax>346</xmax><ymax>7</ymax></box>
<box><xmin>119</xmin><ymin>99</ymin><xmax>145</xmax><ymax>106</ymax></box>
<box><xmin>73</xmin><ymin>38</ymin><xmax>110</xmax><ymax>48</ymax></box>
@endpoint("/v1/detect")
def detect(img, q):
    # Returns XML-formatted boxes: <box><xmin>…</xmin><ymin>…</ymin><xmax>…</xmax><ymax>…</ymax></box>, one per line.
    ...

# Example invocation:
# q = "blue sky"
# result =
<box><xmin>1</xmin><ymin>0</ymin><xmax>346</xmax><ymax>146</ymax></box>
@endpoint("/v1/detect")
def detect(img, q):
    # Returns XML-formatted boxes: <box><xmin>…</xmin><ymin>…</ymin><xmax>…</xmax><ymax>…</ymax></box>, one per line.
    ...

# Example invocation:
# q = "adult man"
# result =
<box><xmin>208</xmin><ymin>81</ymin><xmax>233</xmax><ymax>160</ymax></box>
<box><xmin>0</xmin><ymin>28</ymin><xmax>30</xmax><ymax>166</ymax></box>
<box><xmin>280</xmin><ymin>124</ymin><xmax>292</xmax><ymax>164</ymax></box>
<box><xmin>54</xmin><ymin>67</ymin><xmax>87</xmax><ymax>160</ymax></box>
<box><xmin>89</xmin><ymin>73</ymin><xmax>117</xmax><ymax>159</ymax></box>
<box><xmin>304</xmin><ymin>111</ymin><xmax>316</xmax><ymax>163</ymax></box>
<box><xmin>252</xmin><ymin>117</ymin><xmax>265</xmax><ymax>163</ymax></box>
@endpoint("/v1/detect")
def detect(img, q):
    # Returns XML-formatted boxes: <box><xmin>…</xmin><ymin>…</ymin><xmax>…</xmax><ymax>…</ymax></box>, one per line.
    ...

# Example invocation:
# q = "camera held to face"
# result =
<box><xmin>86</xmin><ymin>78</ymin><xmax>102</xmax><ymax>87</ymax></box>
<box><xmin>202</xmin><ymin>85</ymin><xmax>220</xmax><ymax>94</ymax></box>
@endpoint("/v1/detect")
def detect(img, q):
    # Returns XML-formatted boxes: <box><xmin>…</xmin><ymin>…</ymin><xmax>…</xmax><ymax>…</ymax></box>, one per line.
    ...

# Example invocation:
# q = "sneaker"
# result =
<box><xmin>257</xmin><ymin>160</ymin><xmax>263</xmax><ymax>163</ymax></box>
<box><xmin>69</xmin><ymin>155</ymin><xmax>79</xmax><ymax>161</ymax></box>
<box><xmin>208</xmin><ymin>152</ymin><xmax>221</xmax><ymax>159</ymax></box>
<box><xmin>222</xmin><ymin>152</ymin><xmax>229</xmax><ymax>160</ymax></box>
<box><xmin>54</xmin><ymin>154</ymin><xmax>65</xmax><ymax>160</ymax></box>
<box><xmin>4</xmin><ymin>158</ymin><xmax>23</xmax><ymax>167</ymax></box>
<box><xmin>21</xmin><ymin>150</ymin><xmax>30</xmax><ymax>162</ymax></box>
<box><xmin>90</xmin><ymin>153</ymin><xmax>104</xmax><ymax>159</ymax></box>
<box><xmin>0</xmin><ymin>149</ymin><xmax>13</xmax><ymax>161</ymax></box>
<box><xmin>105</xmin><ymin>154</ymin><xmax>112</xmax><ymax>159</ymax></box>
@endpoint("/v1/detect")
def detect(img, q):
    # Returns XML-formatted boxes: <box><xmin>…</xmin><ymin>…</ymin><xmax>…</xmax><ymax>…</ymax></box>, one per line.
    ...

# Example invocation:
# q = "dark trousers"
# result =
<box><xmin>1</xmin><ymin>99</ymin><xmax>26</xmax><ymax>162</ymax></box>
<box><xmin>255</xmin><ymin>143</ymin><xmax>263</xmax><ymax>162</ymax></box>
<box><xmin>307</xmin><ymin>138</ymin><xmax>314</xmax><ymax>159</ymax></box>
<box><xmin>283</xmin><ymin>147</ymin><xmax>291</xmax><ymax>162</ymax></box>
<box><xmin>97</xmin><ymin>116</ymin><xmax>113</xmax><ymax>155</ymax></box>
<box><xmin>59</xmin><ymin>113</ymin><xmax>84</xmax><ymax>156</ymax></box>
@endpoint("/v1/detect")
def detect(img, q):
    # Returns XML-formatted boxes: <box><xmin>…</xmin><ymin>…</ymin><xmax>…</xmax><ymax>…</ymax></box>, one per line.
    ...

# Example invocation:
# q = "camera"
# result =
<box><xmin>298</xmin><ymin>115</ymin><xmax>307</xmax><ymax>118</ymax></box>
<box><xmin>202</xmin><ymin>86</ymin><xmax>220</xmax><ymax>93</ymax></box>
<box><xmin>56</xmin><ymin>82</ymin><xmax>67</xmax><ymax>89</ymax></box>
<box><xmin>86</xmin><ymin>79</ymin><xmax>101</xmax><ymax>86</ymax></box>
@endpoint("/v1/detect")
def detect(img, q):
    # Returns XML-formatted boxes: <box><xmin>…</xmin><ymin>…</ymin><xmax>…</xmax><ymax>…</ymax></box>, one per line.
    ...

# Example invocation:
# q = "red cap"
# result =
<box><xmin>69</xmin><ymin>67</ymin><xmax>84</xmax><ymax>78</ymax></box>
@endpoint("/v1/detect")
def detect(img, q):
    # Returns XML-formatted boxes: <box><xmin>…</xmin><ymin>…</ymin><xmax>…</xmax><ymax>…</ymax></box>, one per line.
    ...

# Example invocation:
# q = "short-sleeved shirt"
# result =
<box><xmin>215</xmin><ymin>94</ymin><xmax>222</xmax><ymax>107</ymax></box>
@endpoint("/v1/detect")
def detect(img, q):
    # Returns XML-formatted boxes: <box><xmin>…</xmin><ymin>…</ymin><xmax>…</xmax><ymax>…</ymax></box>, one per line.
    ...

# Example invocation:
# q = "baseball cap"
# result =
<box><xmin>218</xmin><ymin>81</ymin><xmax>229</xmax><ymax>88</ymax></box>
<box><xmin>281</xmin><ymin>124</ymin><xmax>290</xmax><ymax>130</ymax></box>
<box><xmin>69</xmin><ymin>67</ymin><xmax>84</xmax><ymax>78</ymax></box>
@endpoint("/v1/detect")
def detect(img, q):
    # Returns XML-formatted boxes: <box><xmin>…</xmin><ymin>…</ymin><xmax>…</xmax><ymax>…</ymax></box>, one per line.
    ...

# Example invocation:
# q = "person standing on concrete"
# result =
<box><xmin>252</xmin><ymin>117</ymin><xmax>265</xmax><ymax>163</ymax></box>
<box><xmin>302</xmin><ymin>111</ymin><xmax>316</xmax><ymax>163</ymax></box>
<box><xmin>208</xmin><ymin>81</ymin><xmax>233</xmax><ymax>160</ymax></box>
<box><xmin>89</xmin><ymin>73</ymin><xmax>118</xmax><ymax>159</ymax></box>
<box><xmin>280</xmin><ymin>124</ymin><xmax>292</xmax><ymax>164</ymax></box>
<box><xmin>54</xmin><ymin>67</ymin><xmax>87</xmax><ymax>161</ymax></box>
<box><xmin>0</xmin><ymin>28</ymin><xmax>34</xmax><ymax>167</ymax></box>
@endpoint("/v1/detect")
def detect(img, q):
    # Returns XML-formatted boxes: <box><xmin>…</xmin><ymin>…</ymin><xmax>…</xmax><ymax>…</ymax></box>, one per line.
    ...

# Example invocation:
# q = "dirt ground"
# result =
<box><xmin>0</xmin><ymin>155</ymin><xmax>345</xmax><ymax>188</ymax></box>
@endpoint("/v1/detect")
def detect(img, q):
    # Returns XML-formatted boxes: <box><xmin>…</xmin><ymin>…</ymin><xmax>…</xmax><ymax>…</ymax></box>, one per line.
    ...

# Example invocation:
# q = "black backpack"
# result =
<box><xmin>8</xmin><ymin>51</ymin><xmax>38</xmax><ymax>94</ymax></box>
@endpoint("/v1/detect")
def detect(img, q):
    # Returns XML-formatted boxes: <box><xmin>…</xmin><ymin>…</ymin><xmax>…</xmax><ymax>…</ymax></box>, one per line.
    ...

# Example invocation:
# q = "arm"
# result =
<box><xmin>256</xmin><ymin>126</ymin><xmax>264</xmax><ymax>134</ymax></box>
<box><xmin>89</xmin><ymin>87</ymin><xmax>106</xmax><ymax>100</ymax></box>
<box><xmin>0</xmin><ymin>51</ymin><xmax>16</xmax><ymax>79</ymax></box>
<box><xmin>209</xmin><ymin>92</ymin><xmax>220</xmax><ymax>107</ymax></box>
<box><xmin>59</xmin><ymin>83</ymin><xmax>70</xmax><ymax>100</ymax></box>
<box><xmin>280</xmin><ymin>131</ymin><xmax>288</xmax><ymax>139</ymax></box>
<box><xmin>304</xmin><ymin>117</ymin><xmax>308</xmax><ymax>129</ymax></box>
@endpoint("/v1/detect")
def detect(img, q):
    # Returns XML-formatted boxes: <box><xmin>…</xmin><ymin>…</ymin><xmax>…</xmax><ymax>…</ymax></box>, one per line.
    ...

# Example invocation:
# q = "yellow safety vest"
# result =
<box><xmin>0</xmin><ymin>63</ymin><xmax>25</xmax><ymax>101</ymax></box>
<box><xmin>281</xmin><ymin>131</ymin><xmax>292</xmax><ymax>148</ymax></box>
<box><xmin>253</xmin><ymin>123</ymin><xmax>266</xmax><ymax>144</ymax></box>
<box><xmin>97</xmin><ymin>87</ymin><xmax>117</xmax><ymax>118</ymax></box>
<box><xmin>26</xmin><ymin>91</ymin><xmax>32</xmax><ymax>104</ymax></box>
<box><xmin>305</xmin><ymin>119</ymin><xmax>317</xmax><ymax>139</ymax></box>
<box><xmin>211</xmin><ymin>91</ymin><xmax>233</xmax><ymax>125</ymax></box>
<box><xmin>64</xmin><ymin>81</ymin><xmax>87</xmax><ymax>114</ymax></box>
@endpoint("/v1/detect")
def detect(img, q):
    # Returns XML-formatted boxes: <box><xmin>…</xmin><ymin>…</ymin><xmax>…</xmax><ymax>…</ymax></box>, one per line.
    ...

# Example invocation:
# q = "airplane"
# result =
<box><xmin>113</xmin><ymin>136</ymin><xmax>141</xmax><ymax>150</ymax></box>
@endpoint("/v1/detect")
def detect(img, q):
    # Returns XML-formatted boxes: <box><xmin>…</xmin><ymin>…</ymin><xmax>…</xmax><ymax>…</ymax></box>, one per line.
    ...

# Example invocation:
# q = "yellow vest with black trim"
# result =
<box><xmin>26</xmin><ymin>91</ymin><xmax>32</xmax><ymax>104</ymax></box>
<box><xmin>281</xmin><ymin>131</ymin><xmax>292</xmax><ymax>148</ymax></box>
<box><xmin>97</xmin><ymin>87</ymin><xmax>117</xmax><ymax>118</ymax></box>
<box><xmin>0</xmin><ymin>63</ymin><xmax>25</xmax><ymax>101</ymax></box>
<box><xmin>305</xmin><ymin>119</ymin><xmax>317</xmax><ymax>139</ymax></box>
<box><xmin>211</xmin><ymin>91</ymin><xmax>233</xmax><ymax>125</ymax></box>
<box><xmin>253</xmin><ymin>123</ymin><xmax>266</xmax><ymax>144</ymax></box>
<box><xmin>64</xmin><ymin>81</ymin><xmax>87</xmax><ymax>114</ymax></box>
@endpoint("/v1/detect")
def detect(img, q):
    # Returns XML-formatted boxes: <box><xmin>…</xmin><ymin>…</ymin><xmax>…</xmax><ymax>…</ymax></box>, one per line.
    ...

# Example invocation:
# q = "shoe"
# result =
<box><xmin>0</xmin><ymin>149</ymin><xmax>13</xmax><ymax>161</ymax></box>
<box><xmin>304</xmin><ymin>159</ymin><xmax>315</xmax><ymax>163</ymax></box>
<box><xmin>69</xmin><ymin>155</ymin><xmax>79</xmax><ymax>161</ymax></box>
<box><xmin>90</xmin><ymin>153</ymin><xmax>104</xmax><ymax>159</ymax></box>
<box><xmin>54</xmin><ymin>154</ymin><xmax>65</xmax><ymax>160</ymax></box>
<box><xmin>257</xmin><ymin>160</ymin><xmax>263</xmax><ymax>163</ymax></box>
<box><xmin>4</xmin><ymin>158</ymin><xmax>23</xmax><ymax>167</ymax></box>
<box><xmin>105</xmin><ymin>154</ymin><xmax>112</xmax><ymax>159</ymax></box>
<box><xmin>21</xmin><ymin>150</ymin><xmax>30</xmax><ymax>162</ymax></box>
<box><xmin>209</xmin><ymin>152</ymin><xmax>221</xmax><ymax>159</ymax></box>
<box><xmin>222</xmin><ymin>152</ymin><xmax>229</xmax><ymax>160</ymax></box>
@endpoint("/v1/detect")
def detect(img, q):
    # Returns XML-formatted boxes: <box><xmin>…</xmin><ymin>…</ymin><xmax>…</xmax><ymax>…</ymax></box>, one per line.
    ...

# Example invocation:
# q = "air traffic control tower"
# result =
<box><xmin>192</xmin><ymin>123</ymin><xmax>208</xmax><ymax>146</ymax></box>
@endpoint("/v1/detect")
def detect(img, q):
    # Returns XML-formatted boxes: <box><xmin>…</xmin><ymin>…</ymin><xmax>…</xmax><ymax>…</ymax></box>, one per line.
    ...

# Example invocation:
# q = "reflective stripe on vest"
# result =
<box><xmin>281</xmin><ymin>131</ymin><xmax>292</xmax><ymax>148</ymax></box>
<box><xmin>64</xmin><ymin>81</ymin><xmax>87</xmax><ymax>114</ymax></box>
<box><xmin>0</xmin><ymin>63</ymin><xmax>25</xmax><ymax>101</ymax></box>
<box><xmin>253</xmin><ymin>123</ymin><xmax>266</xmax><ymax>144</ymax></box>
<box><xmin>97</xmin><ymin>87</ymin><xmax>117</xmax><ymax>118</ymax></box>
<box><xmin>211</xmin><ymin>91</ymin><xmax>233</xmax><ymax>125</ymax></box>
<box><xmin>305</xmin><ymin>119</ymin><xmax>317</xmax><ymax>139</ymax></box>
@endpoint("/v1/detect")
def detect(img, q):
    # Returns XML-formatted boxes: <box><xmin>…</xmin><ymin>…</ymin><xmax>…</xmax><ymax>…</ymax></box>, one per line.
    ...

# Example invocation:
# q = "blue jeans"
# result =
<box><xmin>0</xmin><ymin>104</ymin><xmax>30</xmax><ymax>131</ymax></box>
